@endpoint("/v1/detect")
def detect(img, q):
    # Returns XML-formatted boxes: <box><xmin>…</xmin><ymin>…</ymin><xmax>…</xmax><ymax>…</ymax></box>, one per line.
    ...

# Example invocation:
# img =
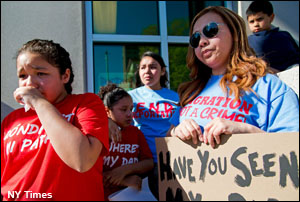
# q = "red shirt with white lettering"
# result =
<box><xmin>1</xmin><ymin>93</ymin><xmax>109</xmax><ymax>201</ymax></box>
<box><xmin>103</xmin><ymin>125</ymin><xmax>152</xmax><ymax>199</ymax></box>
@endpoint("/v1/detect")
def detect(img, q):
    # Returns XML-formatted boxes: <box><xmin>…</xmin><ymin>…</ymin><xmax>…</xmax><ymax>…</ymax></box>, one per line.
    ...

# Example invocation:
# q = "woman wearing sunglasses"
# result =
<box><xmin>167</xmin><ymin>6</ymin><xmax>299</xmax><ymax>147</ymax></box>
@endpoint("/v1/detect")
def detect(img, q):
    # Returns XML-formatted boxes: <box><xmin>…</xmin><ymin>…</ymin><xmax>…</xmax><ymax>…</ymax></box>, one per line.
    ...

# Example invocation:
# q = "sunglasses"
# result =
<box><xmin>189</xmin><ymin>22</ymin><xmax>223</xmax><ymax>48</ymax></box>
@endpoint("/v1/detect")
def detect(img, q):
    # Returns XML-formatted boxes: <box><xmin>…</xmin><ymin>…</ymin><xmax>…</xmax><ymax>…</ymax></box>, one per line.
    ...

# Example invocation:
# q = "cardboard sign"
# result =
<box><xmin>156</xmin><ymin>132</ymin><xmax>299</xmax><ymax>201</ymax></box>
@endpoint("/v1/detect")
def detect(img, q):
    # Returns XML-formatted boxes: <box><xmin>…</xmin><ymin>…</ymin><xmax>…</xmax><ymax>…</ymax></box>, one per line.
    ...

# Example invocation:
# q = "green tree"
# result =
<box><xmin>169</xmin><ymin>46</ymin><xmax>190</xmax><ymax>92</ymax></box>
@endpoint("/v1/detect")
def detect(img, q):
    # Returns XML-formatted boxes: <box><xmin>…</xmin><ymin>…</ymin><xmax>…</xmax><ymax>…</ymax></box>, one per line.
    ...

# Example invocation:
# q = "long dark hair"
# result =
<box><xmin>135</xmin><ymin>51</ymin><xmax>169</xmax><ymax>88</ymax></box>
<box><xmin>17</xmin><ymin>39</ymin><xmax>74</xmax><ymax>94</ymax></box>
<box><xmin>178</xmin><ymin>6</ymin><xmax>268</xmax><ymax>107</ymax></box>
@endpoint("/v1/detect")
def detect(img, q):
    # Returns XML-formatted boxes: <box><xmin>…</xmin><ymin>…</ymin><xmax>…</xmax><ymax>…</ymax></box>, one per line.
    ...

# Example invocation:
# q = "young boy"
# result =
<box><xmin>246</xmin><ymin>0</ymin><xmax>299</xmax><ymax>72</ymax></box>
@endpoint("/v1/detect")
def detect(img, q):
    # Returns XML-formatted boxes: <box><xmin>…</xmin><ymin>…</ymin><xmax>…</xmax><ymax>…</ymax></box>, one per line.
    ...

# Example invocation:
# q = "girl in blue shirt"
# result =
<box><xmin>108</xmin><ymin>51</ymin><xmax>179</xmax><ymax>199</ymax></box>
<box><xmin>129</xmin><ymin>51</ymin><xmax>179</xmax><ymax>199</ymax></box>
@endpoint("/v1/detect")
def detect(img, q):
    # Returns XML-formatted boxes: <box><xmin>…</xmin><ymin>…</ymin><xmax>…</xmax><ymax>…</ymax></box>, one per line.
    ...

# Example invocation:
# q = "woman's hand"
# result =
<box><xmin>108</xmin><ymin>118</ymin><xmax>122</xmax><ymax>143</ymax></box>
<box><xmin>170</xmin><ymin>119</ymin><xmax>203</xmax><ymax>144</ymax></box>
<box><xmin>203</xmin><ymin>117</ymin><xmax>264</xmax><ymax>148</ymax></box>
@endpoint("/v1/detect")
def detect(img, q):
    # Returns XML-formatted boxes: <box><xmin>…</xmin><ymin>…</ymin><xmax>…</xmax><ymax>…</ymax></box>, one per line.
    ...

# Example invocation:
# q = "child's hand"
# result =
<box><xmin>123</xmin><ymin>175</ymin><xmax>142</xmax><ymax>191</ymax></box>
<box><xmin>103</xmin><ymin>168</ymin><xmax>127</xmax><ymax>187</ymax></box>
<box><xmin>108</xmin><ymin>118</ymin><xmax>122</xmax><ymax>143</ymax></box>
<box><xmin>103</xmin><ymin>171</ymin><xmax>142</xmax><ymax>191</ymax></box>
<box><xmin>14</xmin><ymin>86</ymin><xmax>45</xmax><ymax>111</ymax></box>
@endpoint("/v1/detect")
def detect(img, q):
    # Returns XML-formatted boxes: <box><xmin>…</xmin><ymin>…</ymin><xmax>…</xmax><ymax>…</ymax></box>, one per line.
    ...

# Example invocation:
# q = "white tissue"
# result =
<box><xmin>20</xmin><ymin>103</ymin><xmax>30</xmax><ymax>112</ymax></box>
<box><xmin>20</xmin><ymin>99</ymin><xmax>30</xmax><ymax>112</ymax></box>
<box><xmin>24</xmin><ymin>104</ymin><xmax>30</xmax><ymax>112</ymax></box>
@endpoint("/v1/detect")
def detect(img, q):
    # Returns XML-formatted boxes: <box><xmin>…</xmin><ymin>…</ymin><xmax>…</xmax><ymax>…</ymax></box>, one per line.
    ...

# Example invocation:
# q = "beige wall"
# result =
<box><xmin>1</xmin><ymin>1</ymin><xmax>86</xmax><ymax>121</ymax></box>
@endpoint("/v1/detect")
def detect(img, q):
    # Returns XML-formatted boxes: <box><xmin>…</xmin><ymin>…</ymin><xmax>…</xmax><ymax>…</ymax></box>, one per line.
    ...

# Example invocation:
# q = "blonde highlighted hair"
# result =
<box><xmin>178</xmin><ymin>6</ymin><xmax>269</xmax><ymax>107</ymax></box>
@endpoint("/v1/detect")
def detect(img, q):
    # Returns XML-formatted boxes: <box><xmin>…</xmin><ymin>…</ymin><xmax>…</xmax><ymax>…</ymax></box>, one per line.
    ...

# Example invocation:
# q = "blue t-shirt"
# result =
<box><xmin>129</xmin><ymin>86</ymin><xmax>179</xmax><ymax>162</ymax></box>
<box><xmin>170</xmin><ymin>74</ymin><xmax>299</xmax><ymax>133</ymax></box>
<box><xmin>248</xmin><ymin>27</ymin><xmax>299</xmax><ymax>71</ymax></box>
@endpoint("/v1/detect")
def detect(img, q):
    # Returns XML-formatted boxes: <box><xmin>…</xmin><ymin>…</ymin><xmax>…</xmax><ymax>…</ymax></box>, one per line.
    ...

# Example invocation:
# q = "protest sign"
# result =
<box><xmin>156</xmin><ymin>132</ymin><xmax>299</xmax><ymax>201</ymax></box>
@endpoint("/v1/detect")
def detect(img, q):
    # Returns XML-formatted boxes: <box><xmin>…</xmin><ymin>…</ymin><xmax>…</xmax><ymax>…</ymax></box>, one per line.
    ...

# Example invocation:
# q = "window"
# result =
<box><xmin>166</xmin><ymin>1</ymin><xmax>190</xmax><ymax>36</ymax></box>
<box><xmin>93</xmin><ymin>44</ymin><xmax>159</xmax><ymax>92</ymax></box>
<box><xmin>85</xmin><ymin>1</ymin><xmax>227</xmax><ymax>93</ymax></box>
<box><xmin>93</xmin><ymin>1</ymin><xmax>159</xmax><ymax>35</ymax></box>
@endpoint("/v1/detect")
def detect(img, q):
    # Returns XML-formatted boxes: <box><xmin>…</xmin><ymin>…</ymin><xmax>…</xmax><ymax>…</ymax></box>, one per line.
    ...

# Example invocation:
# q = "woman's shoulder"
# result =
<box><xmin>125</xmin><ymin>125</ymin><xmax>142</xmax><ymax>132</ymax></box>
<box><xmin>129</xmin><ymin>86</ymin><xmax>158</xmax><ymax>98</ymax></box>
<box><xmin>128</xmin><ymin>86</ymin><xmax>144</xmax><ymax>95</ymax></box>
<box><xmin>123</xmin><ymin>125</ymin><xmax>144</xmax><ymax>137</ymax></box>
<box><xmin>58</xmin><ymin>93</ymin><xmax>104</xmax><ymax>110</ymax></box>
<box><xmin>254</xmin><ymin>73</ymin><xmax>296</xmax><ymax>97</ymax></box>
<box><xmin>162</xmin><ymin>87</ymin><xmax>178</xmax><ymax>94</ymax></box>
<box><xmin>161</xmin><ymin>88</ymin><xmax>179</xmax><ymax>100</ymax></box>
<box><xmin>258</xmin><ymin>73</ymin><xmax>287</xmax><ymax>87</ymax></box>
